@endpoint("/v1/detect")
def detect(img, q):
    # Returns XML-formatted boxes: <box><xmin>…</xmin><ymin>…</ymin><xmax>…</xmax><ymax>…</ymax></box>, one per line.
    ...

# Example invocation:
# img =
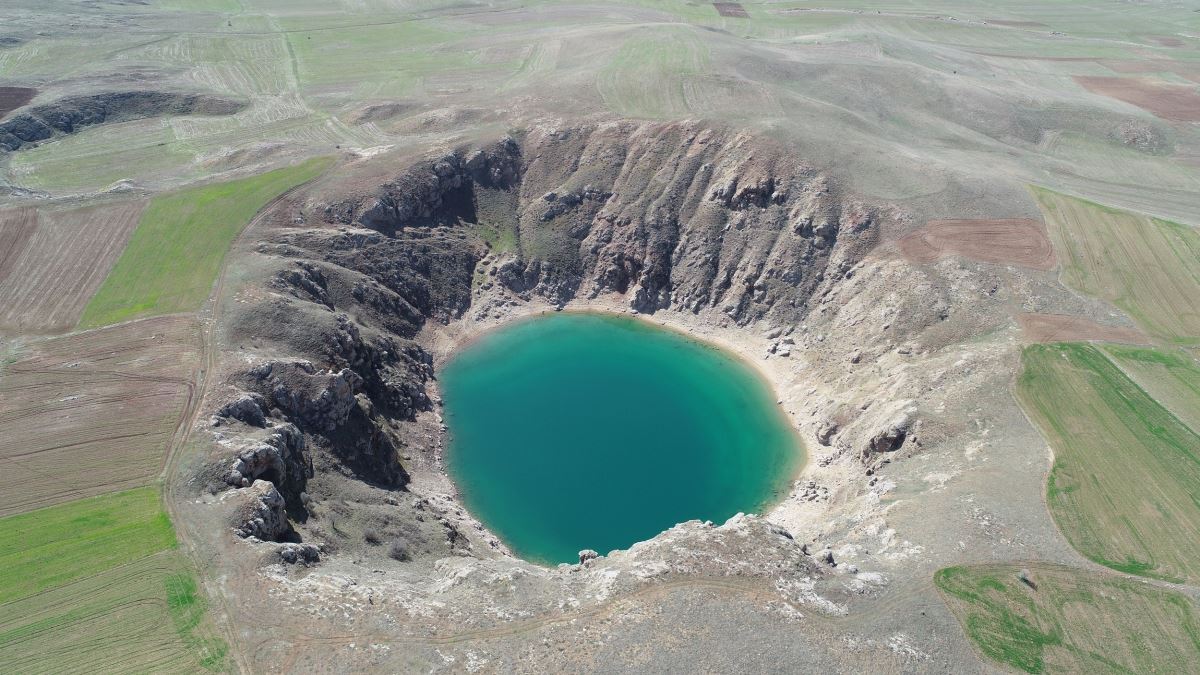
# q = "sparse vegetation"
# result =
<box><xmin>79</xmin><ymin>157</ymin><xmax>332</xmax><ymax>328</ymax></box>
<box><xmin>936</xmin><ymin>563</ymin><xmax>1200</xmax><ymax>673</ymax></box>
<box><xmin>1017</xmin><ymin>343</ymin><xmax>1200</xmax><ymax>583</ymax></box>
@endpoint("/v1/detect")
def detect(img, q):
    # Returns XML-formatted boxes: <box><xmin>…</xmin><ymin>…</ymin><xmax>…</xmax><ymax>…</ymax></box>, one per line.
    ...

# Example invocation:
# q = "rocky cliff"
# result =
<box><xmin>207</xmin><ymin>120</ymin><xmax>882</xmax><ymax>549</ymax></box>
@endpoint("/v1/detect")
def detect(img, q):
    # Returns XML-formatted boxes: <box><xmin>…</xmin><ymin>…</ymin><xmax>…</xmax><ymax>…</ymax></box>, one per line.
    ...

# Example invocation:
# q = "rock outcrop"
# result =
<box><xmin>207</xmin><ymin>120</ymin><xmax>886</xmax><ymax>559</ymax></box>
<box><xmin>0</xmin><ymin>91</ymin><xmax>243</xmax><ymax>152</ymax></box>
<box><xmin>230</xmin><ymin>480</ymin><xmax>292</xmax><ymax>541</ymax></box>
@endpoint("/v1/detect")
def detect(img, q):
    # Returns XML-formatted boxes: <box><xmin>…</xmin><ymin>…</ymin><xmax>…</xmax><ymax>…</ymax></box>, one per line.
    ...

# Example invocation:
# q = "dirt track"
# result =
<box><xmin>898</xmin><ymin>218</ymin><xmax>1056</xmax><ymax>270</ymax></box>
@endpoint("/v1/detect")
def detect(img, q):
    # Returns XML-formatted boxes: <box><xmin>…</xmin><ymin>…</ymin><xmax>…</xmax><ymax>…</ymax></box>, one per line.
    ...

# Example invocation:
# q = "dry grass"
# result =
<box><xmin>0</xmin><ymin>316</ymin><xmax>200</xmax><ymax>517</ymax></box>
<box><xmin>0</xmin><ymin>200</ymin><xmax>145</xmax><ymax>334</ymax></box>
<box><xmin>898</xmin><ymin>219</ymin><xmax>1056</xmax><ymax>270</ymax></box>
<box><xmin>1034</xmin><ymin>188</ymin><xmax>1200</xmax><ymax>345</ymax></box>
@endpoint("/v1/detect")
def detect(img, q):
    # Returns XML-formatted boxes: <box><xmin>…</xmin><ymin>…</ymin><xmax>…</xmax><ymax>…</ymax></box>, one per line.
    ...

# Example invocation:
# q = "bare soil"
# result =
<box><xmin>0</xmin><ymin>86</ymin><xmax>35</xmax><ymax>120</ymax></box>
<box><xmin>897</xmin><ymin>219</ymin><xmax>1056</xmax><ymax>270</ymax></box>
<box><xmin>0</xmin><ymin>200</ymin><xmax>144</xmax><ymax>334</ymax></box>
<box><xmin>1017</xmin><ymin>313</ymin><xmax>1150</xmax><ymax>345</ymax></box>
<box><xmin>0</xmin><ymin>315</ymin><xmax>200</xmax><ymax>516</ymax></box>
<box><xmin>713</xmin><ymin>2</ymin><xmax>749</xmax><ymax>18</ymax></box>
<box><xmin>1075</xmin><ymin>76</ymin><xmax>1200</xmax><ymax>122</ymax></box>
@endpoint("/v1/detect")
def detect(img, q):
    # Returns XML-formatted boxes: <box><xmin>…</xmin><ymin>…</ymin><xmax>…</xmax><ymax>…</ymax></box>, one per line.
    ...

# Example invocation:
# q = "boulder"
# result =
<box><xmin>231</xmin><ymin>480</ymin><xmax>291</xmax><ymax>541</ymax></box>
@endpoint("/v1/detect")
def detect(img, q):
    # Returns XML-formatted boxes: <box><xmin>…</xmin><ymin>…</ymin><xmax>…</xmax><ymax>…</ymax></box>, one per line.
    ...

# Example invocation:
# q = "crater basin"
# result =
<box><xmin>440</xmin><ymin>312</ymin><xmax>803</xmax><ymax>564</ymax></box>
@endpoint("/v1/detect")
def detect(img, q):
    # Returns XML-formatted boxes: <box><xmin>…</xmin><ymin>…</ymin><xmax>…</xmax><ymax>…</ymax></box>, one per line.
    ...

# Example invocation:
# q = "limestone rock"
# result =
<box><xmin>231</xmin><ymin>480</ymin><xmax>291</xmax><ymax>541</ymax></box>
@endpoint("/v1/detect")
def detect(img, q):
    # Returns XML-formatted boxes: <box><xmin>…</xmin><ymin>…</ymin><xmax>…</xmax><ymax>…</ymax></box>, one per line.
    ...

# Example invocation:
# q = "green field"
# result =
<box><xmin>0</xmin><ymin>487</ymin><xmax>177</xmax><ymax>605</ymax></box>
<box><xmin>936</xmin><ymin>563</ymin><xmax>1200</xmax><ymax>673</ymax></box>
<box><xmin>1017</xmin><ymin>343</ymin><xmax>1200</xmax><ymax>583</ymax></box>
<box><xmin>0</xmin><ymin>488</ymin><xmax>227</xmax><ymax>671</ymax></box>
<box><xmin>79</xmin><ymin>157</ymin><xmax>332</xmax><ymax>328</ymax></box>
<box><xmin>1102</xmin><ymin>345</ymin><xmax>1200</xmax><ymax>436</ymax></box>
<box><xmin>1033</xmin><ymin>188</ymin><xmax>1200</xmax><ymax>345</ymax></box>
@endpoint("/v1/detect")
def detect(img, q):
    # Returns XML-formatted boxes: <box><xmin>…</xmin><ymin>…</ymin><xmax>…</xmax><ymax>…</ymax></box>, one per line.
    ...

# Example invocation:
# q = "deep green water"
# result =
<box><xmin>440</xmin><ymin>312</ymin><xmax>803</xmax><ymax>565</ymax></box>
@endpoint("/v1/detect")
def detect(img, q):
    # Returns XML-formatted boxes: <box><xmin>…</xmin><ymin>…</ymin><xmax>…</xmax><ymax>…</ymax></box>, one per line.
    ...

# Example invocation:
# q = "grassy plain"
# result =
<box><xmin>0</xmin><ymin>487</ymin><xmax>176</xmax><ymax>605</ymax></box>
<box><xmin>1033</xmin><ymin>188</ymin><xmax>1200</xmax><ymax>344</ymax></box>
<box><xmin>935</xmin><ymin>563</ymin><xmax>1200</xmax><ymax>673</ymax></box>
<box><xmin>1017</xmin><ymin>343</ymin><xmax>1200</xmax><ymax>583</ymax></box>
<box><xmin>0</xmin><ymin>489</ymin><xmax>227</xmax><ymax>672</ymax></box>
<box><xmin>79</xmin><ymin>157</ymin><xmax>331</xmax><ymax>328</ymax></box>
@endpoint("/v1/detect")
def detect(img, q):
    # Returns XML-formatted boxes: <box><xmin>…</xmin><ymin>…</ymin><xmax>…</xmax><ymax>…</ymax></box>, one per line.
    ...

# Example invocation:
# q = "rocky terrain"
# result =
<box><xmin>173</xmin><ymin>118</ymin><xmax>1101</xmax><ymax>670</ymax></box>
<box><xmin>0</xmin><ymin>91</ymin><xmax>243</xmax><ymax>152</ymax></box>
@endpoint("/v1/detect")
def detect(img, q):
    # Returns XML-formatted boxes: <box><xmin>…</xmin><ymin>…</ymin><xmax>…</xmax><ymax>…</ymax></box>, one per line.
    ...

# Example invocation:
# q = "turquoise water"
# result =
<box><xmin>440</xmin><ymin>312</ymin><xmax>803</xmax><ymax>565</ymax></box>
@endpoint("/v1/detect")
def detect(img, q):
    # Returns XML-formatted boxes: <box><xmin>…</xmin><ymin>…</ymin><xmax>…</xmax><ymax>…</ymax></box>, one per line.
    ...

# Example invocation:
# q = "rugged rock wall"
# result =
<box><xmin>0</xmin><ymin>91</ymin><xmax>243</xmax><ymax>152</ymax></box>
<box><xmin>208</xmin><ymin>120</ymin><xmax>882</xmax><ymax>548</ymax></box>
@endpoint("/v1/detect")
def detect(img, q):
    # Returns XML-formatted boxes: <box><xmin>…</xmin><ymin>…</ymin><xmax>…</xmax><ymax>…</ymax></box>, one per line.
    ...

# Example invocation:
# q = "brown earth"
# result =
<box><xmin>0</xmin><ymin>86</ymin><xmax>35</xmax><ymax>120</ymax></box>
<box><xmin>1075</xmin><ymin>76</ymin><xmax>1200</xmax><ymax>122</ymax></box>
<box><xmin>897</xmin><ymin>218</ymin><xmax>1056</xmax><ymax>270</ymax></box>
<box><xmin>1145</xmin><ymin>35</ymin><xmax>1186</xmax><ymax>48</ymax></box>
<box><xmin>713</xmin><ymin>2</ymin><xmax>749</xmax><ymax>18</ymax></box>
<box><xmin>0</xmin><ymin>315</ymin><xmax>200</xmax><ymax>516</ymax></box>
<box><xmin>0</xmin><ymin>207</ymin><xmax>37</xmax><ymax>285</ymax></box>
<box><xmin>1017</xmin><ymin>313</ymin><xmax>1150</xmax><ymax>345</ymax></box>
<box><xmin>1101</xmin><ymin>60</ymin><xmax>1200</xmax><ymax>84</ymax></box>
<box><xmin>0</xmin><ymin>200</ymin><xmax>145</xmax><ymax>334</ymax></box>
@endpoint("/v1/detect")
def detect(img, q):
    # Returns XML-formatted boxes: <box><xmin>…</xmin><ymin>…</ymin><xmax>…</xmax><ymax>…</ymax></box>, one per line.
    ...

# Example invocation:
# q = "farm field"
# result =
<box><xmin>1016</xmin><ymin>313</ymin><xmax>1149</xmax><ymax>345</ymax></box>
<box><xmin>897</xmin><ymin>218</ymin><xmax>1056</xmax><ymax>270</ymax></box>
<box><xmin>0</xmin><ymin>488</ymin><xmax>226</xmax><ymax>672</ymax></box>
<box><xmin>935</xmin><ymin>563</ymin><xmax>1200</xmax><ymax>673</ymax></box>
<box><xmin>1033</xmin><ymin>188</ymin><xmax>1200</xmax><ymax>344</ymax></box>
<box><xmin>0</xmin><ymin>315</ymin><xmax>200</xmax><ymax>516</ymax></box>
<box><xmin>0</xmin><ymin>487</ymin><xmax>175</xmax><ymax>605</ymax></box>
<box><xmin>1102</xmin><ymin>345</ymin><xmax>1200</xmax><ymax>437</ymax></box>
<box><xmin>79</xmin><ymin>157</ymin><xmax>331</xmax><ymax>328</ymax></box>
<box><xmin>1017</xmin><ymin>343</ymin><xmax>1200</xmax><ymax>583</ymax></box>
<box><xmin>0</xmin><ymin>200</ymin><xmax>145</xmax><ymax>334</ymax></box>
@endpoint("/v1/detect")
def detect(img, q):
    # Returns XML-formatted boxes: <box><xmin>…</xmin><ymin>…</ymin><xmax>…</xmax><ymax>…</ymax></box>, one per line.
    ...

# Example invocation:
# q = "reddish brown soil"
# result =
<box><xmin>713</xmin><ymin>2</ymin><xmax>749</xmax><ymax>18</ymax></box>
<box><xmin>1145</xmin><ymin>35</ymin><xmax>1185</xmax><ymax>48</ymax></box>
<box><xmin>898</xmin><ymin>219</ymin><xmax>1057</xmax><ymax>270</ymax></box>
<box><xmin>0</xmin><ymin>200</ymin><xmax>145</xmax><ymax>334</ymax></box>
<box><xmin>1017</xmin><ymin>313</ymin><xmax>1150</xmax><ymax>345</ymax></box>
<box><xmin>1075</xmin><ymin>75</ymin><xmax>1200</xmax><ymax>122</ymax></box>
<box><xmin>0</xmin><ymin>86</ymin><xmax>35</xmax><ymax>120</ymax></box>
<box><xmin>1101</xmin><ymin>60</ymin><xmax>1200</xmax><ymax>84</ymax></box>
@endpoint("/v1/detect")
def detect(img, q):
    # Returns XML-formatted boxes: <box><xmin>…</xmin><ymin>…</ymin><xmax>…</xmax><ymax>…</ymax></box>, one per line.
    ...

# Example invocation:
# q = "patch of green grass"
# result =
<box><xmin>936</xmin><ymin>563</ymin><xmax>1200</xmax><ymax>673</ymax></box>
<box><xmin>1102</xmin><ymin>344</ymin><xmax>1200</xmax><ymax>434</ymax></box>
<box><xmin>0</xmin><ymin>487</ymin><xmax>177</xmax><ymax>605</ymax></box>
<box><xmin>79</xmin><ymin>157</ymin><xmax>332</xmax><ymax>328</ymax></box>
<box><xmin>1017</xmin><ymin>343</ymin><xmax>1200</xmax><ymax>583</ymax></box>
<box><xmin>0</xmin><ymin>551</ymin><xmax>229</xmax><ymax>673</ymax></box>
